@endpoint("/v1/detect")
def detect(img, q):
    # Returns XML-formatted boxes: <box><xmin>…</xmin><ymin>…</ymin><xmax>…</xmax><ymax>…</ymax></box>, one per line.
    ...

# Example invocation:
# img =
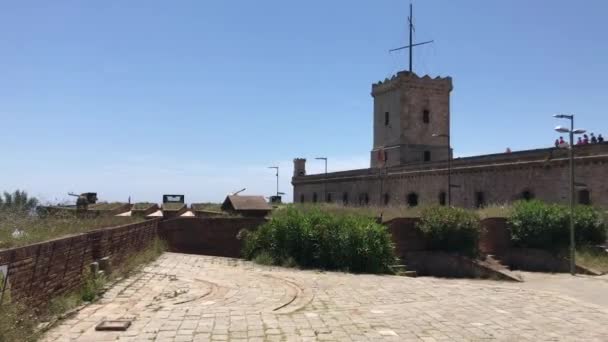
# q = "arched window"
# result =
<box><xmin>475</xmin><ymin>191</ymin><xmax>485</xmax><ymax>208</ymax></box>
<box><xmin>521</xmin><ymin>190</ymin><xmax>534</xmax><ymax>201</ymax></box>
<box><xmin>342</xmin><ymin>192</ymin><xmax>349</xmax><ymax>205</ymax></box>
<box><xmin>438</xmin><ymin>192</ymin><xmax>447</xmax><ymax>206</ymax></box>
<box><xmin>300</xmin><ymin>194</ymin><xmax>305</xmax><ymax>203</ymax></box>
<box><xmin>383</xmin><ymin>193</ymin><xmax>390</xmax><ymax>206</ymax></box>
<box><xmin>312</xmin><ymin>192</ymin><xmax>318</xmax><ymax>203</ymax></box>
<box><xmin>407</xmin><ymin>192</ymin><xmax>419</xmax><ymax>207</ymax></box>
<box><xmin>326</xmin><ymin>193</ymin><xmax>332</xmax><ymax>203</ymax></box>
<box><xmin>578</xmin><ymin>190</ymin><xmax>591</xmax><ymax>205</ymax></box>
<box><xmin>423</xmin><ymin>110</ymin><xmax>430</xmax><ymax>124</ymax></box>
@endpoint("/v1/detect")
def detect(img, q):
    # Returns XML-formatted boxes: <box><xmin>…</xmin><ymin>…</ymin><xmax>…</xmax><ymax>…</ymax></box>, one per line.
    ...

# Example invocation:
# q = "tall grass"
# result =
<box><xmin>279</xmin><ymin>203</ymin><xmax>424</xmax><ymax>221</ymax></box>
<box><xmin>0</xmin><ymin>208</ymin><xmax>143</xmax><ymax>250</ymax></box>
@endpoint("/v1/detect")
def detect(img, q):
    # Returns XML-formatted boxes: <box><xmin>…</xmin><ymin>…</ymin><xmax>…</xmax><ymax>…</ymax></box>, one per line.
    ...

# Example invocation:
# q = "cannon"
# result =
<box><xmin>68</xmin><ymin>192</ymin><xmax>98</xmax><ymax>211</ymax></box>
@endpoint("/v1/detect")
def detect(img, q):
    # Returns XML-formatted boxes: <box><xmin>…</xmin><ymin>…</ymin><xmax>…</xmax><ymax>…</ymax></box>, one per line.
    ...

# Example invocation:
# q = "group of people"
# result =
<box><xmin>555</xmin><ymin>133</ymin><xmax>604</xmax><ymax>148</ymax></box>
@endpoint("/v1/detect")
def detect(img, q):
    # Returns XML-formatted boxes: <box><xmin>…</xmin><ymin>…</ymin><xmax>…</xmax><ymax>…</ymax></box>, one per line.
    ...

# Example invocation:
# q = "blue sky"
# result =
<box><xmin>1</xmin><ymin>1</ymin><xmax>607</xmax><ymax>204</ymax></box>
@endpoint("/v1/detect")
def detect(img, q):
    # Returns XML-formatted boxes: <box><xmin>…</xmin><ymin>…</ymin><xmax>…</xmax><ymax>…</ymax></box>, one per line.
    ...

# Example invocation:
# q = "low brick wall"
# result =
<box><xmin>479</xmin><ymin>217</ymin><xmax>511</xmax><ymax>255</ymax></box>
<box><xmin>384</xmin><ymin>218</ymin><xmax>425</xmax><ymax>257</ymax></box>
<box><xmin>159</xmin><ymin>217</ymin><xmax>267</xmax><ymax>258</ymax></box>
<box><xmin>402</xmin><ymin>251</ymin><xmax>518</xmax><ymax>281</ymax></box>
<box><xmin>0</xmin><ymin>219</ymin><xmax>159</xmax><ymax>309</ymax></box>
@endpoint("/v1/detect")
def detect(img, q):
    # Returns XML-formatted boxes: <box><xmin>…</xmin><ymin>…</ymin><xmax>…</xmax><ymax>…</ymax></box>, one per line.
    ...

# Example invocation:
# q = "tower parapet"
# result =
<box><xmin>372</xmin><ymin>71</ymin><xmax>452</xmax><ymax>96</ymax></box>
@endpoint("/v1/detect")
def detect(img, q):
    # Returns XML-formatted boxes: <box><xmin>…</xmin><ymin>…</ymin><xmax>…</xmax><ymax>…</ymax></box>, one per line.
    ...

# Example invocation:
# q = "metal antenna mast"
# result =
<box><xmin>389</xmin><ymin>2</ymin><xmax>434</xmax><ymax>73</ymax></box>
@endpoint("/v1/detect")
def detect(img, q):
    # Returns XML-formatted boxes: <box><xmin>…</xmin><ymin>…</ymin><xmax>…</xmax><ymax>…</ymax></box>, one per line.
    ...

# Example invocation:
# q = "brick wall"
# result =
<box><xmin>159</xmin><ymin>217</ymin><xmax>267</xmax><ymax>258</ymax></box>
<box><xmin>0</xmin><ymin>219</ymin><xmax>159</xmax><ymax>309</ymax></box>
<box><xmin>385</xmin><ymin>217</ymin><xmax>512</xmax><ymax>258</ymax></box>
<box><xmin>385</xmin><ymin>218</ymin><xmax>426</xmax><ymax>256</ymax></box>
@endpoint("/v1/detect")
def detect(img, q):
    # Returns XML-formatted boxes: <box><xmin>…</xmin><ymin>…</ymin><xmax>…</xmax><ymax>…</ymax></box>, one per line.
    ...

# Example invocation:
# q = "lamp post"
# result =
<box><xmin>315</xmin><ymin>157</ymin><xmax>328</xmax><ymax>202</ymax></box>
<box><xmin>554</xmin><ymin>114</ymin><xmax>586</xmax><ymax>276</ymax></box>
<box><xmin>268</xmin><ymin>166</ymin><xmax>279</xmax><ymax>197</ymax></box>
<box><xmin>432</xmin><ymin>133</ymin><xmax>451</xmax><ymax>206</ymax></box>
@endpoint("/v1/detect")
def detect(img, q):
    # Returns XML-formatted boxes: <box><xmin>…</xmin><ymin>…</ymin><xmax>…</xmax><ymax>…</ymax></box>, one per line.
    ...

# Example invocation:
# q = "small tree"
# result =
<box><xmin>0</xmin><ymin>190</ymin><xmax>39</xmax><ymax>213</ymax></box>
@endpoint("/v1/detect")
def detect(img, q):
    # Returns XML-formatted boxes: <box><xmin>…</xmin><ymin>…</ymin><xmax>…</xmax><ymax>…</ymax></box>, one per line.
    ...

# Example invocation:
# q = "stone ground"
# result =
<box><xmin>42</xmin><ymin>253</ymin><xmax>608</xmax><ymax>342</ymax></box>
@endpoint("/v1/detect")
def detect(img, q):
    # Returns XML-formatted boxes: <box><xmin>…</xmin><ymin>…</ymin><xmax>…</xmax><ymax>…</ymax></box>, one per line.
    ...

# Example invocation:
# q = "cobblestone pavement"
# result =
<box><xmin>42</xmin><ymin>253</ymin><xmax>608</xmax><ymax>341</ymax></box>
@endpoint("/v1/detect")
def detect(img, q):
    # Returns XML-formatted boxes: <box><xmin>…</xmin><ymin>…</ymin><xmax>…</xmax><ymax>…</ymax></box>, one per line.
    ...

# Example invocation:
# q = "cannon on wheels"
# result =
<box><xmin>68</xmin><ymin>192</ymin><xmax>98</xmax><ymax>211</ymax></box>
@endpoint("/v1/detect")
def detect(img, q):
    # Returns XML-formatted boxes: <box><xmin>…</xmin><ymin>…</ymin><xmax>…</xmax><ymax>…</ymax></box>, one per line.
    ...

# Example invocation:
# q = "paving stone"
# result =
<box><xmin>39</xmin><ymin>253</ymin><xmax>608</xmax><ymax>342</ymax></box>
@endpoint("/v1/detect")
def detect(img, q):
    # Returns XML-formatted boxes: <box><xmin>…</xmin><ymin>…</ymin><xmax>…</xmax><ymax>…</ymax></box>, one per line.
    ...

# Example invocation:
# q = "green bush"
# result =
<box><xmin>418</xmin><ymin>206</ymin><xmax>481</xmax><ymax>256</ymax></box>
<box><xmin>508</xmin><ymin>200</ymin><xmax>606</xmax><ymax>251</ymax></box>
<box><xmin>243</xmin><ymin>206</ymin><xmax>395</xmax><ymax>273</ymax></box>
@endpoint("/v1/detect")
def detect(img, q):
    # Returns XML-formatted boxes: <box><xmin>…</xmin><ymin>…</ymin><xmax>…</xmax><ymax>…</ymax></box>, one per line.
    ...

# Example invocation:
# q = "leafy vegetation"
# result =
<box><xmin>243</xmin><ymin>206</ymin><xmax>395</xmax><ymax>273</ymax></box>
<box><xmin>0</xmin><ymin>190</ymin><xmax>38</xmax><ymax>213</ymax></box>
<box><xmin>508</xmin><ymin>200</ymin><xmax>606</xmax><ymax>251</ymax></box>
<box><xmin>418</xmin><ymin>206</ymin><xmax>482</xmax><ymax>256</ymax></box>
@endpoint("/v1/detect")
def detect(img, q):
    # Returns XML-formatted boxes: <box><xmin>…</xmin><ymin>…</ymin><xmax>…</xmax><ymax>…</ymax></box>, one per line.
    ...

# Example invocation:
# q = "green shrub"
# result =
<box><xmin>243</xmin><ymin>206</ymin><xmax>395</xmax><ymax>273</ymax></box>
<box><xmin>418</xmin><ymin>206</ymin><xmax>481</xmax><ymax>256</ymax></box>
<box><xmin>508</xmin><ymin>200</ymin><xmax>606</xmax><ymax>251</ymax></box>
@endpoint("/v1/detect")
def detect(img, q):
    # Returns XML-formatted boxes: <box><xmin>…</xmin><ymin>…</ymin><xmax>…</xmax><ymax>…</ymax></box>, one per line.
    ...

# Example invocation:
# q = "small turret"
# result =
<box><xmin>293</xmin><ymin>158</ymin><xmax>307</xmax><ymax>177</ymax></box>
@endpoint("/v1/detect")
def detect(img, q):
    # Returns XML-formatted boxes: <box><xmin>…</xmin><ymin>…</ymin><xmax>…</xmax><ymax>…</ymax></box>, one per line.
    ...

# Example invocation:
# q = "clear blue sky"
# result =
<box><xmin>1</xmin><ymin>1</ymin><xmax>607</xmax><ymax>204</ymax></box>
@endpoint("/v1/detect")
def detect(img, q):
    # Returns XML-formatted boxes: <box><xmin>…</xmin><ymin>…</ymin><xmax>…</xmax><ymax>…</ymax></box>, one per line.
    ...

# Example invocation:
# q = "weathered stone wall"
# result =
<box><xmin>0</xmin><ymin>219</ymin><xmax>159</xmax><ymax>309</ymax></box>
<box><xmin>158</xmin><ymin>217</ymin><xmax>267</xmax><ymax>258</ymax></box>
<box><xmin>294</xmin><ymin>143</ymin><xmax>608</xmax><ymax>208</ymax></box>
<box><xmin>371</xmin><ymin>72</ymin><xmax>452</xmax><ymax>167</ymax></box>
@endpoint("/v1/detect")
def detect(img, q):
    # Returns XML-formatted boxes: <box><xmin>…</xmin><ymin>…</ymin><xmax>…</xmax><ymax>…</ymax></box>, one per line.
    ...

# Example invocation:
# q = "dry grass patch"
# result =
<box><xmin>0</xmin><ymin>210</ymin><xmax>143</xmax><ymax>250</ymax></box>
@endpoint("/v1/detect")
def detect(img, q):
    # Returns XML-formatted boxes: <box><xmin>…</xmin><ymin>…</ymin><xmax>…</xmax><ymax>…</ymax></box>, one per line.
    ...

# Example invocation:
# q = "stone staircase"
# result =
<box><xmin>390</xmin><ymin>258</ymin><xmax>417</xmax><ymax>277</ymax></box>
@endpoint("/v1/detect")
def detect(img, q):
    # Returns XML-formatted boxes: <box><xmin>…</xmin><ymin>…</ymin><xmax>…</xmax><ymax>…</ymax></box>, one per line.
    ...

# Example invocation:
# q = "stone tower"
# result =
<box><xmin>370</xmin><ymin>71</ymin><xmax>453</xmax><ymax>168</ymax></box>
<box><xmin>293</xmin><ymin>158</ymin><xmax>307</xmax><ymax>177</ymax></box>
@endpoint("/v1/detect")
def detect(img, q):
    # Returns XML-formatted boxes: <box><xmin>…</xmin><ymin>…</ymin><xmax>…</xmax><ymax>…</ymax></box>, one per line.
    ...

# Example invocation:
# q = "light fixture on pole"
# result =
<box><xmin>315</xmin><ymin>157</ymin><xmax>328</xmax><ymax>202</ymax></box>
<box><xmin>267</xmin><ymin>166</ymin><xmax>279</xmax><ymax>197</ymax></box>
<box><xmin>432</xmin><ymin>133</ymin><xmax>451</xmax><ymax>206</ymax></box>
<box><xmin>553</xmin><ymin>114</ymin><xmax>586</xmax><ymax>276</ymax></box>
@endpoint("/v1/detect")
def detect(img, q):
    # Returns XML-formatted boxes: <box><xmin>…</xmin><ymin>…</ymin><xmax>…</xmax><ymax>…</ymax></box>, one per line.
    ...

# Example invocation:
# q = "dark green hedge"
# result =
<box><xmin>418</xmin><ymin>206</ymin><xmax>481</xmax><ymax>256</ymax></box>
<box><xmin>508</xmin><ymin>200</ymin><xmax>606</xmax><ymax>251</ymax></box>
<box><xmin>243</xmin><ymin>206</ymin><xmax>395</xmax><ymax>273</ymax></box>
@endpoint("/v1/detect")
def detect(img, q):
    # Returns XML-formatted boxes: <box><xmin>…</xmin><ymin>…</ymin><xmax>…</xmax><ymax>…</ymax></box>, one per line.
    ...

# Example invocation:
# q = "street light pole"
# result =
<box><xmin>432</xmin><ymin>133</ymin><xmax>451</xmax><ymax>206</ymax></box>
<box><xmin>554</xmin><ymin>114</ymin><xmax>586</xmax><ymax>276</ymax></box>
<box><xmin>315</xmin><ymin>157</ymin><xmax>328</xmax><ymax>202</ymax></box>
<box><xmin>268</xmin><ymin>166</ymin><xmax>279</xmax><ymax>197</ymax></box>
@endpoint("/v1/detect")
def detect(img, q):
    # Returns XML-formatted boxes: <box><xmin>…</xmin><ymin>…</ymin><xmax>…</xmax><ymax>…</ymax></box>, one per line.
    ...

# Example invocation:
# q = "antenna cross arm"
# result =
<box><xmin>389</xmin><ymin>40</ymin><xmax>434</xmax><ymax>52</ymax></box>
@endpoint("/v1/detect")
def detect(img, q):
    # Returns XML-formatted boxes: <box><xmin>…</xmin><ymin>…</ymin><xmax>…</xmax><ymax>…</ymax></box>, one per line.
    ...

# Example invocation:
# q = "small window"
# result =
<box><xmin>521</xmin><ymin>190</ymin><xmax>534</xmax><ymax>201</ymax></box>
<box><xmin>423</xmin><ymin>151</ymin><xmax>431</xmax><ymax>162</ymax></box>
<box><xmin>326</xmin><ymin>193</ymin><xmax>332</xmax><ymax>203</ymax></box>
<box><xmin>300</xmin><ymin>194</ymin><xmax>305</xmax><ymax>203</ymax></box>
<box><xmin>342</xmin><ymin>192</ymin><xmax>349</xmax><ymax>205</ymax></box>
<box><xmin>439</xmin><ymin>192</ymin><xmax>447</xmax><ymax>206</ymax></box>
<box><xmin>313</xmin><ymin>192</ymin><xmax>318</xmax><ymax>203</ymax></box>
<box><xmin>578</xmin><ymin>190</ymin><xmax>591</xmax><ymax>205</ymax></box>
<box><xmin>383</xmin><ymin>193</ymin><xmax>390</xmax><ymax>206</ymax></box>
<box><xmin>384</xmin><ymin>112</ymin><xmax>390</xmax><ymax>126</ymax></box>
<box><xmin>475</xmin><ymin>191</ymin><xmax>485</xmax><ymax>208</ymax></box>
<box><xmin>423</xmin><ymin>110</ymin><xmax>430</xmax><ymax>124</ymax></box>
<box><xmin>407</xmin><ymin>192</ymin><xmax>419</xmax><ymax>207</ymax></box>
<box><xmin>359</xmin><ymin>193</ymin><xmax>369</xmax><ymax>206</ymax></box>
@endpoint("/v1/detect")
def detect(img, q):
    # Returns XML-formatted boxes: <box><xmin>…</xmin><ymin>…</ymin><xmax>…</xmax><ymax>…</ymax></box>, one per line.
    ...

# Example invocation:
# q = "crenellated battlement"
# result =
<box><xmin>371</xmin><ymin>71</ymin><xmax>452</xmax><ymax>96</ymax></box>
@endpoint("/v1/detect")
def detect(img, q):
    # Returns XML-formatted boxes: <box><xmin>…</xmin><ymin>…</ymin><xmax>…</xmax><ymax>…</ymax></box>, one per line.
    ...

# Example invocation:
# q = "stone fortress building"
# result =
<box><xmin>292</xmin><ymin>70</ymin><xmax>608</xmax><ymax>208</ymax></box>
